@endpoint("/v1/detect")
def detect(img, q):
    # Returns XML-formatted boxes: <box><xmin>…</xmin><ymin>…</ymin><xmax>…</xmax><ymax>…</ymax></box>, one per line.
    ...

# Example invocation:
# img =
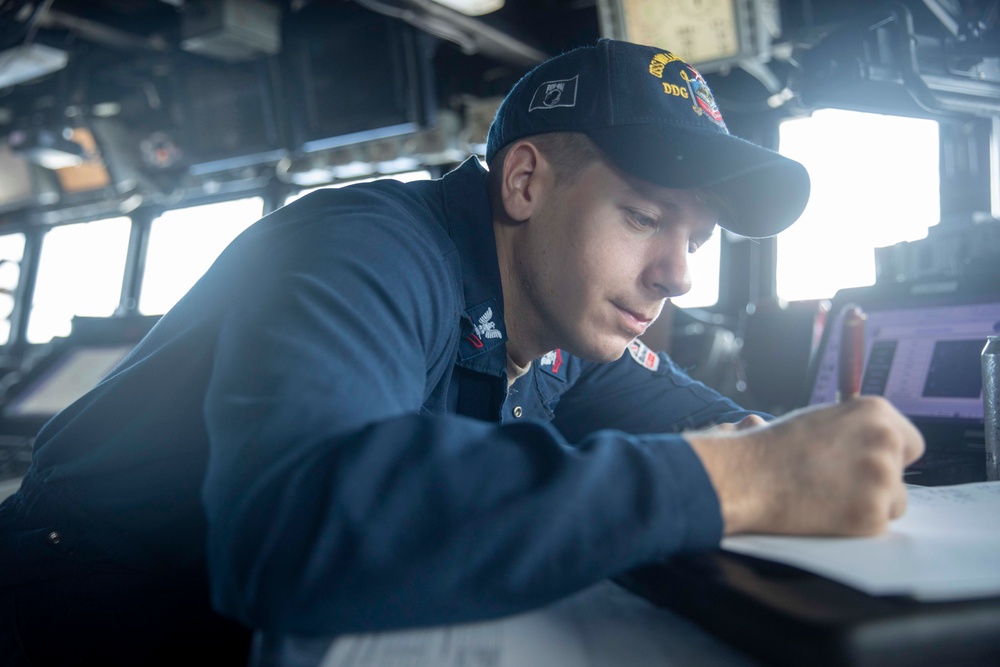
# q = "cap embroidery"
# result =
<box><xmin>648</xmin><ymin>51</ymin><xmax>682</xmax><ymax>78</ymax></box>
<box><xmin>528</xmin><ymin>75</ymin><xmax>578</xmax><ymax>111</ymax></box>
<box><xmin>680</xmin><ymin>67</ymin><xmax>726</xmax><ymax>129</ymax></box>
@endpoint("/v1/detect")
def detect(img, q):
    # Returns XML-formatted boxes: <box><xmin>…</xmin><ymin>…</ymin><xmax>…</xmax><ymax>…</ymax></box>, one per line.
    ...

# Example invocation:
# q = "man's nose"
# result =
<box><xmin>645</xmin><ymin>238</ymin><xmax>692</xmax><ymax>299</ymax></box>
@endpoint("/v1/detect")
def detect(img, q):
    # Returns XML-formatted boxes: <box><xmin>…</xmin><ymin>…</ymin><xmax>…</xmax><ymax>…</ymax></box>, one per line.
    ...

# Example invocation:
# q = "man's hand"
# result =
<box><xmin>699</xmin><ymin>414</ymin><xmax>768</xmax><ymax>435</ymax></box>
<box><xmin>685</xmin><ymin>397</ymin><xmax>925</xmax><ymax>537</ymax></box>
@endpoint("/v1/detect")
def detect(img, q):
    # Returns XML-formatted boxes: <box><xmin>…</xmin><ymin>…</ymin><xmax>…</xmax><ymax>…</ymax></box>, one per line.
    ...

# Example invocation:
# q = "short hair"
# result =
<box><xmin>486</xmin><ymin>132</ymin><xmax>604</xmax><ymax>214</ymax></box>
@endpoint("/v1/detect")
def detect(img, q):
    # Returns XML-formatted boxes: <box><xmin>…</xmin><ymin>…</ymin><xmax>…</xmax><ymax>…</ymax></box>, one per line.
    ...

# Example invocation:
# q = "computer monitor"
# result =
<box><xmin>808</xmin><ymin>300</ymin><xmax>1000</xmax><ymax>421</ymax></box>
<box><xmin>2</xmin><ymin>344</ymin><xmax>134</xmax><ymax>420</ymax></box>
<box><xmin>803</xmin><ymin>274</ymin><xmax>1000</xmax><ymax>485</ymax></box>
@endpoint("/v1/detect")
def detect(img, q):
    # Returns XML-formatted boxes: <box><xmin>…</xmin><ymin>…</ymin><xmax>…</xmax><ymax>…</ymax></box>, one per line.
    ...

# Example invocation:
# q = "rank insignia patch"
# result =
<box><xmin>628</xmin><ymin>340</ymin><xmax>660</xmax><ymax>372</ymax></box>
<box><xmin>539</xmin><ymin>348</ymin><xmax>565</xmax><ymax>379</ymax></box>
<box><xmin>460</xmin><ymin>300</ymin><xmax>506</xmax><ymax>359</ymax></box>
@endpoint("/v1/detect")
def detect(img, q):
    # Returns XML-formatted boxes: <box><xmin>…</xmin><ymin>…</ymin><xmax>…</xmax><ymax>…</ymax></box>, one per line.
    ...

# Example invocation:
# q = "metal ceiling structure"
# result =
<box><xmin>0</xmin><ymin>0</ymin><xmax>996</xmax><ymax>221</ymax></box>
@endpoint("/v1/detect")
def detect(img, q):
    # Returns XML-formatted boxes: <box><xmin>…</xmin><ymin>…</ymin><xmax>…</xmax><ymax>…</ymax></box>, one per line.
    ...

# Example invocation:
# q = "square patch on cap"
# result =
<box><xmin>529</xmin><ymin>75</ymin><xmax>578</xmax><ymax>111</ymax></box>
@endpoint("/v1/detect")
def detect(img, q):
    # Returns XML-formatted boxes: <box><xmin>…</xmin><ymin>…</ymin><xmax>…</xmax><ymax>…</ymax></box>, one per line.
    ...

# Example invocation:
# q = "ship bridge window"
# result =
<box><xmin>28</xmin><ymin>218</ymin><xmax>131</xmax><ymax>344</ymax></box>
<box><xmin>283</xmin><ymin>170</ymin><xmax>433</xmax><ymax>206</ymax></box>
<box><xmin>139</xmin><ymin>198</ymin><xmax>264</xmax><ymax>316</ymax></box>
<box><xmin>668</xmin><ymin>232</ymin><xmax>721</xmax><ymax>310</ymax></box>
<box><xmin>776</xmin><ymin>109</ymin><xmax>940</xmax><ymax>302</ymax></box>
<box><xmin>0</xmin><ymin>233</ymin><xmax>25</xmax><ymax>345</ymax></box>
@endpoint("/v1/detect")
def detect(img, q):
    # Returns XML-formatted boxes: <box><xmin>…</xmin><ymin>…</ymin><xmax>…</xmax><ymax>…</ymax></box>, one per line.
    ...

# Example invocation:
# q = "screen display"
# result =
<box><xmin>809</xmin><ymin>301</ymin><xmax>1000</xmax><ymax>420</ymax></box>
<box><xmin>3</xmin><ymin>345</ymin><xmax>133</xmax><ymax>418</ymax></box>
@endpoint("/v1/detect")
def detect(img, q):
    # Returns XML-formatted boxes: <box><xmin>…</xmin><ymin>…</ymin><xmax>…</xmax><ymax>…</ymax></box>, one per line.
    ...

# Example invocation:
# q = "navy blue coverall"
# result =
<box><xmin>0</xmin><ymin>158</ymin><xmax>757</xmax><ymax>664</ymax></box>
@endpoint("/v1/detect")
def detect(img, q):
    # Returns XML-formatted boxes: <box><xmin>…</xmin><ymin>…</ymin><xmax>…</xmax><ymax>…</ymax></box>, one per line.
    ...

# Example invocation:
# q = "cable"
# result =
<box><xmin>22</xmin><ymin>0</ymin><xmax>55</xmax><ymax>47</ymax></box>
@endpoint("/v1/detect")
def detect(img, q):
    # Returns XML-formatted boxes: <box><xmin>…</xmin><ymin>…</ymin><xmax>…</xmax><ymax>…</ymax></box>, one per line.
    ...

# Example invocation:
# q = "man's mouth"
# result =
<box><xmin>615</xmin><ymin>305</ymin><xmax>654</xmax><ymax>336</ymax></box>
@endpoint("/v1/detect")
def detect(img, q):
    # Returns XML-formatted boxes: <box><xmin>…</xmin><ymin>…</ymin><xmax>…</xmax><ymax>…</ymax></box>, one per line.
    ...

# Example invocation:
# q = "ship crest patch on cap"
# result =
<box><xmin>528</xmin><ymin>75</ymin><xmax>578</xmax><ymax>112</ymax></box>
<box><xmin>681</xmin><ymin>66</ymin><xmax>726</xmax><ymax>129</ymax></box>
<box><xmin>647</xmin><ymin>51</ymin><xmax>727</xmax><ymax>131</ymax></box>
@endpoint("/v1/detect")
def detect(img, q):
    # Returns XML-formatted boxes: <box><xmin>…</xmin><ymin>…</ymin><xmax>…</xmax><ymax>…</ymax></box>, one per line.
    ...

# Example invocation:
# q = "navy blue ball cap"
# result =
<box><xmin>485</xmin><ymin>39</ymin><xmax>810</xmax><ymax>238</ymax></box>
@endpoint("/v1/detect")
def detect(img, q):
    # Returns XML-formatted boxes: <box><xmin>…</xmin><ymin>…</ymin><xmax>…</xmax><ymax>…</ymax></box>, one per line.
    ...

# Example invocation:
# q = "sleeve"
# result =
<box><xmin>200</xmin><ymin>201</ymin><xmax>723</xmax><ymax>637</ymax></box>
<box><xmin>552</xmin><ymin>345</ymin><xmax>770</xmax><ymax>442</ymax></box>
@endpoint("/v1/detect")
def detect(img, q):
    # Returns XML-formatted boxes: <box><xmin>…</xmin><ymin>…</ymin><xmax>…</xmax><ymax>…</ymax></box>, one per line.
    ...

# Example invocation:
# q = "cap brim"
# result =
<box><xmin>588</xmin><ymin>124</ymin><xmax>810</xmax><ymax>238</ymax></box>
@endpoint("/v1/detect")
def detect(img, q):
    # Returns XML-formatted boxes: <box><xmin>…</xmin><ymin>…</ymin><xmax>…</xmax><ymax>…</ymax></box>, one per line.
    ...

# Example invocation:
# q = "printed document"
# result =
<box><xmin>722</xmin><ymin>481</ymin><xmax>1000</xmax><ymax>601</ymax></box>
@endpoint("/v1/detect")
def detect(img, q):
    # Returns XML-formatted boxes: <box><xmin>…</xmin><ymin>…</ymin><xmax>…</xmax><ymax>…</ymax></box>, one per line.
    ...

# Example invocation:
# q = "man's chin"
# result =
<box><xmin>563</xmin><ymin>338</ymin><xmax>632</xmax><ymax>364</ymax></box>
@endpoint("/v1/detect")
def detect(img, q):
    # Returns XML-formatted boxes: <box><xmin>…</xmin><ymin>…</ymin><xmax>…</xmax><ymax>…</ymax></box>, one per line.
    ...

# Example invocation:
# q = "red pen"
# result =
<box><xmin>838</xmin><ymin>305</ymin><xmax>866</xmax><ymax>402</ymax></box>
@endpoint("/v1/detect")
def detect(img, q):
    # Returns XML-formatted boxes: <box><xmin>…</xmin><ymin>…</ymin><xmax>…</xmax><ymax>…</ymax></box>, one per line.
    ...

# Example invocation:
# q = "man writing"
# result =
<box><xmin>0</xmin><ymin>39</ymin><xmax>923</xmax><ymax>665</ymax></box>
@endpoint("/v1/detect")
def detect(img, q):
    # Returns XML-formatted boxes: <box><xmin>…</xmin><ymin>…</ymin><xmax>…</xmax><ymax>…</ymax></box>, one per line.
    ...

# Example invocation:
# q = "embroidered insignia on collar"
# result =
<box><xmin>539</xmin><ymin>348</ymin><xmax>565</xmax><ymax>379</ymax></box>
<box><xmin>461</xmin><ymin>299</ymin><xmax>506</xmax><ymax>358</ymax></box>
<box><xmin>628</xmin><ymin>340</ymin><xmax>660</xmax><ymax>372</ymax></box>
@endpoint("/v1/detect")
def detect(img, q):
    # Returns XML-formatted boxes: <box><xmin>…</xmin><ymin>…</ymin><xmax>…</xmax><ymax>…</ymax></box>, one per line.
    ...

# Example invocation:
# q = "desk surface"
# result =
<box><xmin>252</xmin><ymin>480</ymin><xmax>1000</xmax><ymax>667</ymax></box>
<box><xmin>251</xmin><ymin>580</ymin><xmax>760</xmax><ymax>667</ymax></box>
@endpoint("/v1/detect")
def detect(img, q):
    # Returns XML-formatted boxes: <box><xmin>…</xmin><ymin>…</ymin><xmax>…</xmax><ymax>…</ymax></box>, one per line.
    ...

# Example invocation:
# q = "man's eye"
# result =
<box><xmin>627</xmin><ymin>210</ymin><xmax>658</xmax><ymax>230</ymax></box>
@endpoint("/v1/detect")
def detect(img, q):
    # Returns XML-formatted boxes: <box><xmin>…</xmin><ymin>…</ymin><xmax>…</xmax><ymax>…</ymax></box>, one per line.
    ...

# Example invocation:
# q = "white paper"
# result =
<box><xmin>721</xmin><ymin>481</ymin><xmax>1000</xmax><ymax>601</ymax></box>
<box><xmin>319</xmin><ymin>580</ymin><xmax>758</xmax><ymax>667</ymax></box>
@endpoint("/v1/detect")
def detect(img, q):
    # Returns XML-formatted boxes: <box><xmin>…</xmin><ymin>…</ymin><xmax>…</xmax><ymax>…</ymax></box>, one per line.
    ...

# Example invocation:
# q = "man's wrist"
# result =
<box><xmin>684</xmin><ymin>431</ymin><xmax>763</xmax><ymax>535</ymax></box>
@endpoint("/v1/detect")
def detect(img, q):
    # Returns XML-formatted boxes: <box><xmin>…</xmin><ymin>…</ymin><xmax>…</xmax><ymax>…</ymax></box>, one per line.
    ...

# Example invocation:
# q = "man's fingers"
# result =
<box><xmin>689</xmin><ymin>398</ymin><xmax>924</xmax><ymax>537</ymax></box>
<box><xmin>902</xmin><ymin>423</ymin><xmax>926</xmax><ymax>467</ymax></box>
<box><xmin>694</xmin><ymin>415</ymin><xmax>767</xmax><ymax>437</ymax></box>
<box><xmin>888</xmin><ymin>482</ymin><xmax>909</xmax><ymax>521</ymax></box>
<box><xmin>864</xmin><ymin>396</ymin><xmax>925</xmax><ymax>466</ymax></box>
<box><xmin>735</xmin><ymin>414</ymin><xmax>767</xmax><ymax>430</ymax></box>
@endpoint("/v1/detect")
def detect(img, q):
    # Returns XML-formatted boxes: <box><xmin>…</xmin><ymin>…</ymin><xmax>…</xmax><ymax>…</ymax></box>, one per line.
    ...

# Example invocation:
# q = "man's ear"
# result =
<box><xmin>500</xmin><ymin>141</ymin><xmax>550</xmax><ymax>223</ymax></box>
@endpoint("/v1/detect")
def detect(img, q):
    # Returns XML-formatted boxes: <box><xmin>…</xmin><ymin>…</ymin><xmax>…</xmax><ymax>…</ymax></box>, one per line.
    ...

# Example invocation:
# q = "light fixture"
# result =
<box><xmin>0</xmin><ymin>43</ymin><xmax>68</xmax><ymax>89</ymax></box>
<box><xmin>8</xmin><ymin>128</ymin><xmax>86</xmax><ymax>170</ymax></box>
<box><xmin>427</xmin><ymin>0</ymin><xmax>504</xmax><ymax>17</ymax></box>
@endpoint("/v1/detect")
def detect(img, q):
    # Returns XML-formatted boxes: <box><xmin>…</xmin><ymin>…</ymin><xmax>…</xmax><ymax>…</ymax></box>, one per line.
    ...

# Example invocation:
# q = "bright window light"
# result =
<box><xmin>428</xmin><ymin>0</ymin><xmax>504</xmax><ymax>16</ymax></box>
<box><xmin>776</xmin><ymin>109</ymin><xmax>940</xmax><ymax>302</ymax></box>
<box><xmin>669</xmin><ymin>231</ymin><xmax>721</xmax><ymax>309</ymax></box>
<box><xmin>0</xmin><ymin>233</ymin><xmax>25</xmax><ymax>345</ymax></box>
<box><xmin>140</xmin><ymin>198</ymin><xmax>263</xmax><ymax>315</ymax></box>
<box><xmin>284</xmin><ymin>170</ymin><xmax>433</xmax><ymax>206</ymax></box>
<box><xmin>28</xmin><ymin>218</ymin><xmax>131</xmax><ymax>343</ymax></box>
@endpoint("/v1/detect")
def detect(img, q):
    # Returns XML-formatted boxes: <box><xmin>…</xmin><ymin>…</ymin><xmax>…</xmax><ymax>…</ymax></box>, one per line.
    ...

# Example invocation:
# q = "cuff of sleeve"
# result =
<box><xmin>641</xmin><ymin>436</ymin><xmax>724</xmax><ymax>556</ymax></box>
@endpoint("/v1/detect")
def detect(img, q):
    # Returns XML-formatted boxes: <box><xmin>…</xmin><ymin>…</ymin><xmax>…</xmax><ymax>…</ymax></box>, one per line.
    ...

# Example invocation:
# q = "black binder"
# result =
<box><xmin>616</xmin><ymin>552</ymin><xmax>1000</xmax><ymax>667</ymax></box>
